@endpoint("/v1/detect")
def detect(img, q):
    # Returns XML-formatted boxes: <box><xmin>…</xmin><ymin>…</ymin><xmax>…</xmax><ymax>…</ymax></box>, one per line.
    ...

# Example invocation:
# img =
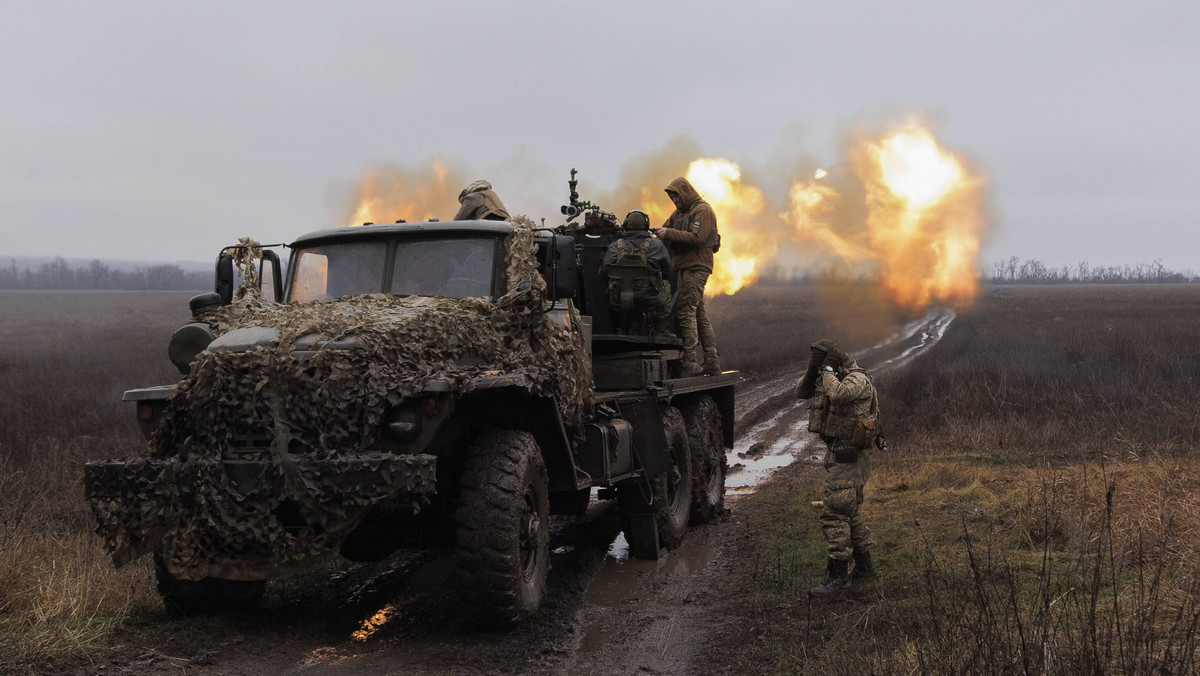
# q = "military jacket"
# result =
<box><xmin>657</xmin><ymin>177</ymin><xmax>717</xmax><ymax>273</ymax></box>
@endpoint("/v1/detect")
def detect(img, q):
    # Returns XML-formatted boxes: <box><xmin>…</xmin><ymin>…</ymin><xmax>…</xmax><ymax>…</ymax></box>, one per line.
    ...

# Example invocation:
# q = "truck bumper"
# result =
<box><xmin>84</xmin><ymin>452</ymin><xmax>436</xmax><ymax>580</ymax></box>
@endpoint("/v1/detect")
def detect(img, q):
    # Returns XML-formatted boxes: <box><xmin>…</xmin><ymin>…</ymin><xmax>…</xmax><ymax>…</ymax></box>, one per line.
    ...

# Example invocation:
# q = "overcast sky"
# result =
<box><xmin>2</xmin><ymin>1</ymin><xmax>1197</xmax><ymax>272</ymax></box>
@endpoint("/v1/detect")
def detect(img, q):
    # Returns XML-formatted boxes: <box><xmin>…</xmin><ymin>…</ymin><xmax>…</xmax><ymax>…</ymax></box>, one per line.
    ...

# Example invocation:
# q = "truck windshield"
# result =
<box><xmin>289</xmin><ymin>237</ymin><xmax>500</xmax><ymax>303</ymax></box>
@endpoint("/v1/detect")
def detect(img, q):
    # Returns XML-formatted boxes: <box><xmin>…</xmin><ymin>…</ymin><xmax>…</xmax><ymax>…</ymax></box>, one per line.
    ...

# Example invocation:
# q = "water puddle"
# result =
<box><xmin>586</xmin><ymin>537</ymin><xmax>714</xmax><ymax>608</ymax></box>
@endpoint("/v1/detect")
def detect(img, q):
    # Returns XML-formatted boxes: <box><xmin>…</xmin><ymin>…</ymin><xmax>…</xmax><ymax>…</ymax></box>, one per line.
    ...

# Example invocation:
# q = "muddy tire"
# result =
<box><xmin>154</xmin><ymin>555</ymin><xmax>265</xmax><ymax>616</ymax></box>
<box><xmin>619</xmin><ymin>406</ymin><xmax>692</xmax><ymax>555</ymax></box>
<box><xmin>681</xmin><ymin>396</ymin><xmax>727</xmax><ymax>523</ymax></box>
<box><xmin>455</xmin><ymin>429</ymin><xmax>550</xmax><ymax>628</ymax></box>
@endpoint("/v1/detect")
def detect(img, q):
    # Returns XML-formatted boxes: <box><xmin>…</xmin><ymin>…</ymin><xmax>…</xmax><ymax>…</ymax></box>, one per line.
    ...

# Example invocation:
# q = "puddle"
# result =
<box><xmin>724</xmin><ymin>407</ymin><xmax>823</xmax><ymax>495</ymax></box>
<box><xmin>585</xmin><ymin>537</ymin><xmax>714</xmax><ymax>608</ymax></box>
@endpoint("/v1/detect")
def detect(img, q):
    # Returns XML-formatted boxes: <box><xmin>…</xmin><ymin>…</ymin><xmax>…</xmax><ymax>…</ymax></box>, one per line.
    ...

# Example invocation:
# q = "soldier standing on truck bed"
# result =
<box><xmin>454</xmin><ymin>180</ymin><xmax>511</xmax><ymax>221</ymax></box>
<box><xmin>795</xmin><ymin>339</ymin><xmax>881</xmax><ymax>597</ymax></box>
<box><xmin>654</xmin><ymin>176</ymin><xmax>721</xmax><ymax>377</ymax></box>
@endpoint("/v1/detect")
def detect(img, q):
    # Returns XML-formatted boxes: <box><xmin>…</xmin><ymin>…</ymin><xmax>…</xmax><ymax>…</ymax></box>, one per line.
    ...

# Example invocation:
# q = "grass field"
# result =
<box><xmin>2</xmin><ymin>284</ymin><xmax>1198</xmax><ymax>673</ymax></box>
<box><xmin>0</xmin><ymin>291</ymin><xmax>193</xmax><ymax>671</ymax></box>
<box><xmin>728</xmin><ymin>284</ymin><xmax>1200</xmax><ymax>674</ymax></box>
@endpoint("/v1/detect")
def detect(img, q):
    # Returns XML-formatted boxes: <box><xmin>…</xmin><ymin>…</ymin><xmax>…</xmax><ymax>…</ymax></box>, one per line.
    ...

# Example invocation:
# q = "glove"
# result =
<box><xmin>795</xmin><ymin>369</ymin><xmax>817</xmax><ymax>399</ymax></box>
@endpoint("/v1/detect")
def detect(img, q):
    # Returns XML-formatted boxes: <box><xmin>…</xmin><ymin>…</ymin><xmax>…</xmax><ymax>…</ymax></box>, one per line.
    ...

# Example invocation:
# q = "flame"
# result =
<box><xmin>324</xmin><ymin>126</ymin><xmax>985</xmax><ymax>312</ymax></box>
<box><xmin>683</xmin><ymin>158</ymin><xmax>771</xmax><ymax>296</ymax></box>
<box><xmin>784</xmin><ymin>122</ymin><xmax>985</xmax><ymax>311</ymax></box>
<box><xmin>341</xmin><ymin>160</ymin><xmax>465</xmax><ymax>227</ymax></box>
<box><xmin>859</xmin><ymin>125</ymin><xmax>982</xmax><ymax>310</ymax></box>
<box><xmin>350</xmin><ymin>601</ymin><xmax>400</xmax><ymax>641</ymax></box>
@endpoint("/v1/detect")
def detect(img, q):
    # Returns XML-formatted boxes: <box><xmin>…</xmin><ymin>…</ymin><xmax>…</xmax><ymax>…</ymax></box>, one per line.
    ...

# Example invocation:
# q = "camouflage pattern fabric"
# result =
<box><xmin>231</xmin><ymin>237</ymin><xmax>262</xmax><ymax>301</ymax></box>
<box><xmin>820</xmin><ymin>445</ymin><xmax>873</xmax><ymax>560</ymax></box>
<box><xmin>806</xmin><ymin>360</ymin><xmax>878</xmax><ymax>441</ymax></box>
<box><xmin>87</xmin><ymin>226</ymin><xmax>593</xmax><ymax>580</ymax></box>
<box><xmin>808</xmin><ymin>354</ymin><xmax>878</xmax><ymax>560</ymax></box>
<box><xmin>674</xmin><ymin>268</ymin><xmax>719</xmax><ymax>372</ymax></box>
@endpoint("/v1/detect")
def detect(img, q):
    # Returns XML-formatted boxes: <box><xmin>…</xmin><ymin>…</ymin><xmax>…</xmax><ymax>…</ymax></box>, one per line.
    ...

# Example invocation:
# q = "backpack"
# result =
<box><xmin>606</xmin><ymin>238</ymin><xmax>665</xmax><ymax>310</ymax></box>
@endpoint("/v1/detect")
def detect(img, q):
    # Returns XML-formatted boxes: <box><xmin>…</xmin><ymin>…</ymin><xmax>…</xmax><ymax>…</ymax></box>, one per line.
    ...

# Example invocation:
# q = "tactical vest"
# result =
<box><xmin>808</xmin><ymin>369</ymin><xmax>879</xmax><ymax>445</ymax></box>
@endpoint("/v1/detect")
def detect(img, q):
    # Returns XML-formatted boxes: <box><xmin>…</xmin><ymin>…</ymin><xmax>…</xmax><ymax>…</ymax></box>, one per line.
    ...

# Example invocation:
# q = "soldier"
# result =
<box><xmin>454</xmin><ymin>180</ymin><xmax>511</xmax><ymax>221</ymax></box>
<box><xmin>653</xmin><ymin>177</ymin><xmax>721</xmax><ymax>376</ymax></box>
<box><xmin>600</xmin><ymin>210</ymin><xmax>675</xmax><ymax>336</ymax></box>
<box><xmin>795</xmin><ymin>339</ymin><xmax>880</xmax><ymax>597</ymax></box>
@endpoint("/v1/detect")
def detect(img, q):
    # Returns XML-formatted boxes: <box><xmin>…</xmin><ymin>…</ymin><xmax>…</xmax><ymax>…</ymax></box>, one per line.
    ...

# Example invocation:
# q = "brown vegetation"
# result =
<box><xmin>0</xmin><ymin>291</ymin><xmax>190</xmax><ymax>670</ymax></box>
<box><xmin>728</xmin><ymin>284</ymin><xmax>1200</xmax><ymax>674</ymax></box>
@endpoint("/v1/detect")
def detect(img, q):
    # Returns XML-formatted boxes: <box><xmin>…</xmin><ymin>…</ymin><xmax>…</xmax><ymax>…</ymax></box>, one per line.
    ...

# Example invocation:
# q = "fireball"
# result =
<box><xmin>342</xmin><ymin>160</ymin><xmax>463</xmax><ymax>227</ymax></box>
<box><xmin>783</xmin><ymin>122</ymin><xmax>985</xmax><ymax>312</ymax></box>
<box><xmin>684</xmin><ymin>158</ymin><xmax>771</xmax><ymax>296</ymax></box>
<box><xmin>859</xmin><ymin>125</ymin><xmax>983</xmax><ymax>310</ymax></box>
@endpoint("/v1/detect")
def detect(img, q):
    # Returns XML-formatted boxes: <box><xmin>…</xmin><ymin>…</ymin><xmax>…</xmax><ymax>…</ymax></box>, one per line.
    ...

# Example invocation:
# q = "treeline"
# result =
<box><xmin>990</xmin><ymin>258</ymin><xmax>1198</xmax><ymax>284</ymax></box>
<box><xmin>0</xmin><ymin>257</ymin><xmax>209</xmax><ymax>291</ymax></box>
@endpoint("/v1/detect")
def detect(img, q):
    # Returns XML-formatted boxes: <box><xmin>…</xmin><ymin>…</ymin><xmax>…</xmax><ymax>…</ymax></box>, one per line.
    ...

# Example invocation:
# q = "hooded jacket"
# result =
<box><xmin>658</xmin><ymin>176</ymin><xmax>717</xmax><ymax>273</ymax></box>
<box><xmin>454</xmin><ymin>180</ymin><xmax>511</xmax><ymax>221</ymax></box>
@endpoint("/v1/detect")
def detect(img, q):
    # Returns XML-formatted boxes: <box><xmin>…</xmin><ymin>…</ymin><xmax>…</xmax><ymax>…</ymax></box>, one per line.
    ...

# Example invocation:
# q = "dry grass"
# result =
<box><xmin>876</xmin><ymin>284</ymin><xmax>1200</xmax><ymax>459</ymax></box>
<box><xmin>0</xmin><ymin>291</ymin><xmax>189</xmax><ymax>670</ymax></box>
<box><xmin>728</xmin><ymin>284</ymin><xmax>1200</xmax><ymax>674</ymax></box>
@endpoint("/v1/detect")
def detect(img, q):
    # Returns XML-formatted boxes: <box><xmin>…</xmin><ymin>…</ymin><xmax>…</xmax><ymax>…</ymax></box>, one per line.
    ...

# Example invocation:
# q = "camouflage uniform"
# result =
<box><xmin>799</xmin><ymin>359</ymin><xmax>878</xmax><ymax>560</ymax></box>
<box><xmin>656</xmin><ymin>177</ymin><xmax>720</xmax><ymax>376</ymax></box>
<box><xmin>454</xmin><ymin>180</ymin><xmax>511</xmax><ymax>221</ymax></box>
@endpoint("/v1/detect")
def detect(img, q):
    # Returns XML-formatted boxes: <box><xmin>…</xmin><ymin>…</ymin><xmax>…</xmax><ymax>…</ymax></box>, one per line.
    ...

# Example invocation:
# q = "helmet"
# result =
<box><xmin>623</xmin><ymin>209</ymin><xmax>650</xmax><ymax>231</ymax></box>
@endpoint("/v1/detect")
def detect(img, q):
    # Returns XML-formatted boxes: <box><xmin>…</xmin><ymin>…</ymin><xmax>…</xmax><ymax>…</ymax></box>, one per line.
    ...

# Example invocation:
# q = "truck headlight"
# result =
<box><xmin>384</xmin><ymin>407</ymin><xmax>422</xmax><ymax>443</ymax></box>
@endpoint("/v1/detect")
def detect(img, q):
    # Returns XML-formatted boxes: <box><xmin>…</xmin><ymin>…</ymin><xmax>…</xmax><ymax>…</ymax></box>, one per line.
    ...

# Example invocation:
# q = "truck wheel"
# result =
<box><xmin>619</xmin><ymin>406</ymin><xmax>693</xmax><ymax>554</ymax></box>
<box><xmin>455</xmin><ymin>429</ymin><xmax>549</xmax><ymax>628</ymax></box>
<box><xmin>154</xmin><ymin>555</ymin><xmax>265</xmax><ymax>616</ymax></box>
<box><xmin>682</xmin><ymin>396</ymin><xmax>727</xmax><ymax>523</ymax></box>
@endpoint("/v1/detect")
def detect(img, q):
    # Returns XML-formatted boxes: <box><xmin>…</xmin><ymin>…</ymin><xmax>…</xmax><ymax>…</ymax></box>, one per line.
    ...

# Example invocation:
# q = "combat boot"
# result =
<box><xmin>850</xmin><ymin>548</ymin><xmax>878</xmax><ymax>580</ymax></box>
<box><xmin>701</xmin><ymin>358</ymin><xmax>722</xmax><ymax>376</ymax></box>
<box><xmin>808</xmin><ymin>558</ymin><xmax>850</xmax><ymax>597</ymax></box>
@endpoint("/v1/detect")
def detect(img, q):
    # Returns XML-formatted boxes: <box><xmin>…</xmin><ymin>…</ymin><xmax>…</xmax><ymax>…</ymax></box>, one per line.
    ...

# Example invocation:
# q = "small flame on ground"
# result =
<box><xmin>350</xmin><ymin>602</ymin><xmax>400</xmax><ymax>642</ymax></box>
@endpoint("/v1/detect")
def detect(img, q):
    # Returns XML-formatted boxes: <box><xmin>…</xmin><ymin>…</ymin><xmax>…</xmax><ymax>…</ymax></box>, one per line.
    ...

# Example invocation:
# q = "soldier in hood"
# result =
<box><xmin>654</xmin><ymin>176</ymin><xmax>721</xmax><ymax>377</ymax></box>
<box><xmin>795</xmin><ymin>339</ymin><xmax>881</xmax><ymax>597</ymax></box>
<box><xmin>454</xmin><ymin>180</ymin><xmax>511</xmax><ymax>221</ymax></box>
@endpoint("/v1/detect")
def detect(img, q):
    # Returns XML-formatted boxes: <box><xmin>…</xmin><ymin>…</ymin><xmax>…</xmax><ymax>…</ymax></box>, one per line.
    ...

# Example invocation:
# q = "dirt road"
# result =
<box><xmin>92</xmin><ymin>311</ymin><xmax>952</xmax><ymax>676</ymax></box>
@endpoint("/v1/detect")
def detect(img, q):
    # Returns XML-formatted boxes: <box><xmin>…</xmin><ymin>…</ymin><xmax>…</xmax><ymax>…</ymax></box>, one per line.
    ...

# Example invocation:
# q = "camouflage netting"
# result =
<box><xmin>88</xmin><ymin>225</ymin><xmax>594</xmax><ymax>579</ymax></box>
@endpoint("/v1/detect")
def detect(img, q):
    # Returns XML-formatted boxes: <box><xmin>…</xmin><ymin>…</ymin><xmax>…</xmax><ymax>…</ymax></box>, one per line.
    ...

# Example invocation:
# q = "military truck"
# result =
<box><xmin>84</xmin><ymin>191</ymin><xmax>735</xmax><ymax>627</ymax></box>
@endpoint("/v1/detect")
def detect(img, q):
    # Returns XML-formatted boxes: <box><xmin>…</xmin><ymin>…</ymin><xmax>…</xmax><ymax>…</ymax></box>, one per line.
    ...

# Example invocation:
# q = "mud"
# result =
<box><xmin>78</xmin><ymin>310</ymin><xmax>952</xmax><ymax>676</ymax></box>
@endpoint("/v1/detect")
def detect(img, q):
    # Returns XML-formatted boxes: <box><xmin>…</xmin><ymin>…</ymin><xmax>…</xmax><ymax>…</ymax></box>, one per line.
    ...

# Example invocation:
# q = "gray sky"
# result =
<box><xmin>2</xmin><ymin>1</ymin><xmax>1198</xmax><ymax>272</ymax></box>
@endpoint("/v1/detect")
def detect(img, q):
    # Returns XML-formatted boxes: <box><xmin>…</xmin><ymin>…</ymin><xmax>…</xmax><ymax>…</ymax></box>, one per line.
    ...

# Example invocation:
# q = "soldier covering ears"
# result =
<box><xmin>795</xmin><ymin>339</ymin><xmax>881</xmax><ymax>596</ymax></box>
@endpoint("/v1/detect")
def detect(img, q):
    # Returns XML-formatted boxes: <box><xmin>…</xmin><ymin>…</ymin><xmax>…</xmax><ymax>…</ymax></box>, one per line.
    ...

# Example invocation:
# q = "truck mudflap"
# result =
<box><xmin>84</xmin><ymin>452</ymin><xmax>436</xmax><ymax>581</ymax></box>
